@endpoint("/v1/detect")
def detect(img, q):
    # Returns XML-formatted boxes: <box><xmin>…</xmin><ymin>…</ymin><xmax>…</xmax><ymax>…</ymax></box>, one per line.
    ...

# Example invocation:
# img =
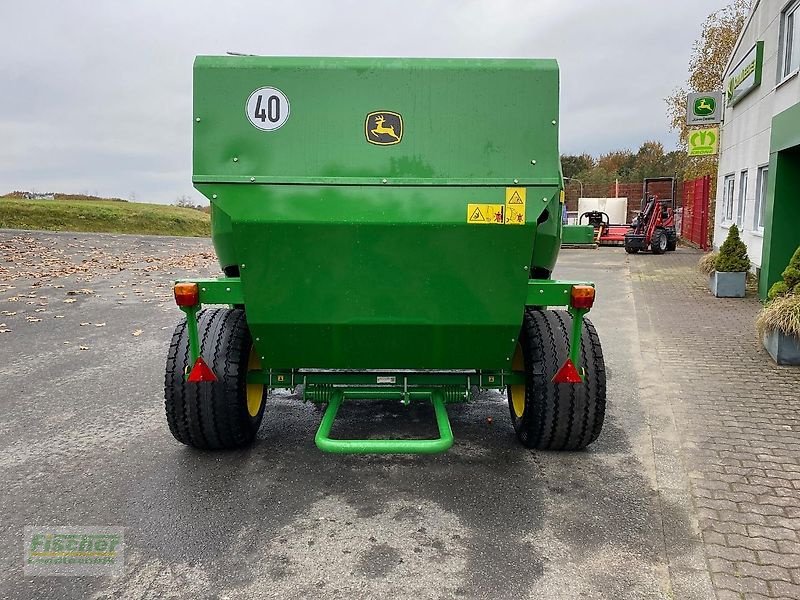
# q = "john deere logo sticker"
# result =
<box><xmin>366</xmin><ymin>111</ymin><xmax>403</xmax><ymax>145</ymax></box>
<box><xmin>693</xmin><ymin>96</ymin><xmax>716</xmax><ymax>117</ymax></box>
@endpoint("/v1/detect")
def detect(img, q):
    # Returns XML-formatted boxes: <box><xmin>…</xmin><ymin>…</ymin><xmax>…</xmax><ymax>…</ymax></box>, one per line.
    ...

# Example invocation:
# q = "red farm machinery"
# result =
<box><xmin>623</xmin><ymin>177</ymin><xmax>678</xmax><ymax>254</ymax></box>
<box><xmin>578</xmin><ymin>211</ymin><xmax>628</xmax><ymax>246</ymax></box>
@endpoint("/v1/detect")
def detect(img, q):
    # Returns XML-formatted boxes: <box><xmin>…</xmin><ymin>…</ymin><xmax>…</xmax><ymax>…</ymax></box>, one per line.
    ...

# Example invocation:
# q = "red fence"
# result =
<box><xmin>563</xmin><ymin>180</ymin><xmax>680</xmax><ymax>223</ymax></box>
<box><xmin>680</xmin><ymin>175</ymin><xmax>711</xmax><ymax>250</ymax></box>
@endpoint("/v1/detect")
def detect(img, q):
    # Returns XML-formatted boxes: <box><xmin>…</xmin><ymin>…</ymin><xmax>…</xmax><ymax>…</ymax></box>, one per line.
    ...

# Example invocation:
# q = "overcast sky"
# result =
<box><xmin>0</xmin><ymin>0</ymin><xmax>732</xmax><ymax>204</ymax></box>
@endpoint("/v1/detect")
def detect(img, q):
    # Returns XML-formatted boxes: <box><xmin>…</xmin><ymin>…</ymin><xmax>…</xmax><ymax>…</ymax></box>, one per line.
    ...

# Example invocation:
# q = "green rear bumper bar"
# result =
<box><xmin>315</xmin><ymin>389</ymin><xmax>453</xmax><ymax>454</ymax></box>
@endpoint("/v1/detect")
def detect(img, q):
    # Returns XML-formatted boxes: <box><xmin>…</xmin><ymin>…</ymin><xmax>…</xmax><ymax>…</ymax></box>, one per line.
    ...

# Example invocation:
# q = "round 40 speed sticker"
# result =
<box><xmin>245</xmin><ymin>87</ymin><xmax>290</xmax><ymax>131</ymax></box>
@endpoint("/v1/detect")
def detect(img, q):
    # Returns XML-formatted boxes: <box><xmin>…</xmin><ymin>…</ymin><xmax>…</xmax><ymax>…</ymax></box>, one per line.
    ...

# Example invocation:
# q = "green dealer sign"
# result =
<box><xmin>726</xmin><ymin>41</ymin><xmax>764</xmax><ymax>106</ymax></box>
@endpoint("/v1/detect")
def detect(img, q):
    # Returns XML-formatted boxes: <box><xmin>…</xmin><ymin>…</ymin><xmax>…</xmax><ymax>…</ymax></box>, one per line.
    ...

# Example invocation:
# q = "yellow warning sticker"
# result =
<box><xmin>504</xmin><ymin>187</ymin><xmax>526</xmax><ymax>225</ymax></box>
<box><xmin>468</xmin><ymin>204</ymin><xmax>505</xmax><ymax>224</ymax></box>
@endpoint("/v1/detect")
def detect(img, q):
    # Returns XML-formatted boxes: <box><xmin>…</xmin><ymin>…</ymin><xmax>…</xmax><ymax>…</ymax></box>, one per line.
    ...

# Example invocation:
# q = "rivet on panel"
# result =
<box><xmin>212</xmin><ymin>194</ymin><xmax>218</xmax><ymax>199</ymax></box>
<box><xmin>233</xmin><ymin>157</ymin><xmax>239</xmax><ymax>162</ymax></box>
<box><xmin>513</xmin><ymin>179</ymin><xmax>519</xmax><ymax>184</ymax></box>
<box><xmin>250</xmin><ymin>177</ymin><xmax>255</xmax><ymax>182</ymax></box>
<box><xmin>195</xmin><ymin>117</ymin><xmax>201</xmax><ymax>122</ymax></box>
<box><xmin>531</xmin><ymin>160</ymin><xmax>537</xmax><ymax>165</ymax></box>
<box><xmin>552</xmin><ymin>120</ymin><xmax>557</xmax><ymax>125</ymax></box>
<box><xmin>241</xmin><ymin>264</ymin><xmax>246</xmax><ymax>269</ymax></box>
<box><xmin>542</xmin><ymin>197</ymin><xmax>548</xmax><ymax>202</ymax></box>
<box><xmin>382</xmin><ymin>179</ymin><xmax>388</xmax><ymax>184</ymax></box>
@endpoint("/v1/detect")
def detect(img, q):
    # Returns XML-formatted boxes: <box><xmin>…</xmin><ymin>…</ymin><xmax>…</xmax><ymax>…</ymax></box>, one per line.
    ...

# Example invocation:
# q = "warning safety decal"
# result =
<box><xmin>467</xmin><ymin>204</ymin><xmax>505</xmax><ymax>224</ymax></box>
<box><xmin>466</xmin><ymin>188</ymin><xmax>527</xmax><ymax>225</ymax></box>
<box><xmin>504</xmin><ymin>187</ymin><xmax>526</xmax><ymax>225</ymax></box>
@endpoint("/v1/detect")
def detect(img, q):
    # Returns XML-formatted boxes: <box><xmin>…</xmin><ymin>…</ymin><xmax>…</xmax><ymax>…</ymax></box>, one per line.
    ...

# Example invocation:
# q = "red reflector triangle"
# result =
<box><xmin>187</xmin><ymin>357</ymin><xmax>217</xmax><ymax>382</ymax></box>
<box><xmin>552</xmin><ymin>359</ymin><xmax>583</xmax><ymax>384</ymax></box>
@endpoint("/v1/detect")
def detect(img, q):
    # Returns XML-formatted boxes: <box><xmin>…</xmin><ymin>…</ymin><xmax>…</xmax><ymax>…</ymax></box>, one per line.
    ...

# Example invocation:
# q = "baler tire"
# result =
<box><xmin>508</xmin><ymin>309</ymin><xmax>606</xmax><ymax>450</ymax></box>
<box><xmin>624</xmin><ymin>246</ymin><xmax>639</xmax><ymax>254</ymax></box>
<box><xmin>164</xmin><ymin>307</ymin><xmax>266</xmax><ymax>450</ymax></box>
<box><xmin>651</xmin><ymin>230</ymin><xmax>667</xmax><ymax>255</ymax></box>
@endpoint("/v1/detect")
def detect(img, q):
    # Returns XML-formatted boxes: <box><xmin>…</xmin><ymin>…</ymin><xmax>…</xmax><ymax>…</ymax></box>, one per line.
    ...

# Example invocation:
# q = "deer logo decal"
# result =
<box><xmin>365</xmin><ymin>111</ymin><xmax>403</xmax><ymax>145</ymax></box>
<box><xmin>693</xmin><ymin>96</ymin><xmax>717</xmax><ymax>117</ymax></box>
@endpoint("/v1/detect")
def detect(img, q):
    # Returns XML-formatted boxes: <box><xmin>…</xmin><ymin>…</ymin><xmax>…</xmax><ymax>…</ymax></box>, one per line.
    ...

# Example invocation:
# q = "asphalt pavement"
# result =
<box><xmin>0</xmin><ymin>230</ymin><xmax>696</xmax><ymax>599</ymax></box>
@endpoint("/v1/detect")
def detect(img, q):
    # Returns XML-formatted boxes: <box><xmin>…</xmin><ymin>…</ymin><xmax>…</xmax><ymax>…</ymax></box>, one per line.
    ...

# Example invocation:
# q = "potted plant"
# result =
<box><xmin>709</xmin><ymin>224</ymin><xmax>750</xmax><ymax>298</ymax></box>
<box><xmin>757</xmin><ymin>246</ymin><xmax>800</xmax><ymax>365</ymax></box>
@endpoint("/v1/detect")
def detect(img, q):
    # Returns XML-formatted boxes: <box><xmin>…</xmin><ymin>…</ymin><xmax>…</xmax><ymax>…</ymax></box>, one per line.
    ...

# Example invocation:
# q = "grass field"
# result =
<box><xmin>0</xmin><ymin>196</ymin><xmax>210</xmax><ymax>237</ymax></box>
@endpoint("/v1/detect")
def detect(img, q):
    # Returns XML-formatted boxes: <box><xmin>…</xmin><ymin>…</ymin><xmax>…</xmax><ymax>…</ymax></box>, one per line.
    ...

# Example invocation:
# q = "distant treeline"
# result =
<box><xmin>561</xmin><ymin>141</ymin><xmax>687</xmax><ymax>186</ymax></box>
<box><xmin>2</xmin><ymin>191</ymin><xmax>128</xmax><ymax>203</ymax></box>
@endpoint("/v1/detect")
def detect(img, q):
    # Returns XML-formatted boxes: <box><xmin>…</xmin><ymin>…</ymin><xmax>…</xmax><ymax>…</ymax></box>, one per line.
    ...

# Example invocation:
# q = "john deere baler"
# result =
<box><xmin>164</xmin><ymin>56</ymin><xmax>606</xmax><ymax>455</ymax></box>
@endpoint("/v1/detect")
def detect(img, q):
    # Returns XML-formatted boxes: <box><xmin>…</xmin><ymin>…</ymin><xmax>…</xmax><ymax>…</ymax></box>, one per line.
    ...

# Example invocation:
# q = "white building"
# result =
<box><xmin>714</xmin><ymin>0</ymin><xmax>800</xmax><ymax>298</ymax></box>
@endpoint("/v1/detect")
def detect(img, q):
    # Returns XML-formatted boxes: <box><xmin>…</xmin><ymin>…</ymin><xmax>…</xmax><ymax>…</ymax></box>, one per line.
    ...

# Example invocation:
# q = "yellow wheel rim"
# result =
<box><xmin>511</xmin><ymin>343</ymin><xmax>525</xmax><ymax>418</ymax></box>
<box><xmin>246</xmin><ymin>345</ymin><xmax>264</xmax><ymax>418</ymax></box>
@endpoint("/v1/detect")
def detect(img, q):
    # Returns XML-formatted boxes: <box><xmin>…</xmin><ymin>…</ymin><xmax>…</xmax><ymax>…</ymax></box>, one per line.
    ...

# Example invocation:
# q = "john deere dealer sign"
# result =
<box><xmin>726</xmin><ymin>41</ymin><xmax>764</xmax><ymax>106</ymax></box>
<box><xmin>686</xmin><ymin>92</ymin><xmax>724</xmax><ymax>126</ymax></box>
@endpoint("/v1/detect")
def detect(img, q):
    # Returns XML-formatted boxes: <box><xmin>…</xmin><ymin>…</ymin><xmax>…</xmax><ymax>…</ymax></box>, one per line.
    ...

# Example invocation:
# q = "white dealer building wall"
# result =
<box><xmin>715</xmin><ymin>0</ymin><xmax>800</xmax><ymax>268</ymax></box>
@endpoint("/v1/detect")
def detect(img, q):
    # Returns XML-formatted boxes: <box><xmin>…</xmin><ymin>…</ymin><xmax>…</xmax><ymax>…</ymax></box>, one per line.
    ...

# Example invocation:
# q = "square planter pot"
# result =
<box><xmin>763</xmin><ymin>330</ymin><xmax>800</xmax><ymax>365</ymax></box>
<box><xmin>710</xmin><ymin>271</ymin><xmax>746</xmax><ymax>298</ymax></box>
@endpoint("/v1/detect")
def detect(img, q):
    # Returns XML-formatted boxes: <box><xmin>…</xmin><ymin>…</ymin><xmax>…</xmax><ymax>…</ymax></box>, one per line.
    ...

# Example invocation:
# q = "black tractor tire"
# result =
<box><xmin>651</xmin><ymin>230</ymin><xmax>668</xmax><ymax>254</ymax></box>
<box><xmin>164</xmin><ymin>307</ymin><xmax>266</xmax><ymax>450</ymax></box>
<box><xmin>507</xmin><ymin>309</ymin><xmax>606</xmax><ymax>450</ymax></box>
<box><xmin>624</xmin><ymin>245</ymin><xmax>639</xmax><ymax>254</ymax></box>
<box><xmin>666</xmin><ymin>236</ymin><xmax>677</xmax><ymax>252</ymax></box>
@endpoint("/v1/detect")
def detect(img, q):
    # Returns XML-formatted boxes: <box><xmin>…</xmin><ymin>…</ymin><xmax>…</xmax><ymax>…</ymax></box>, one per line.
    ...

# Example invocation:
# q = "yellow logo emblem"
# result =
<box><xmin>366</xmin><ymin>111</ymin><xmax>403</xmax><ymax>145</ymax></box>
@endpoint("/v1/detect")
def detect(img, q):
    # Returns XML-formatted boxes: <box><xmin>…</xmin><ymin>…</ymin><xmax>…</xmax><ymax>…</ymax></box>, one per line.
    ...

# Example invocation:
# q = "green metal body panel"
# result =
<box><xmin>562</xmin><ymin>225</ymin><xmax>595</xmax><ymax>246</ymax></box>
<box><xmin>759</xmin><ymin>101</ymin><xmax>800</xmax><ymax>300</ymax></box>
<box><xmin>193</xmin><ymin>56</ymin><xmax>560</xmax><ymax>186</ymax></box>
<box><xmin>192</xmin><ymin>56</ymin><xmax>565</xmax><ymax>371</ymax></box>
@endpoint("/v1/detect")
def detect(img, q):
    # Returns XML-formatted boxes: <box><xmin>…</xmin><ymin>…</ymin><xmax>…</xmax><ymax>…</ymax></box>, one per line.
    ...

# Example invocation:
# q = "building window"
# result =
<box><xmin>737</xmin><ymin>170</ymin><xmax>748</xmax><ymax>227</ymax></box>
<box><xmin>754</xmin><ymin>165</ymin><xmax>768</xmax><ymax>230</ymax></box>
<box><xmin>723</xmin><ymin>174</ymin><xmax>735</xmax><ymax>222</ymax></box>
<box><xmin>782</xmin><ymin>1</ymin><xmax>800</xmax><ymax>79</ymax></box>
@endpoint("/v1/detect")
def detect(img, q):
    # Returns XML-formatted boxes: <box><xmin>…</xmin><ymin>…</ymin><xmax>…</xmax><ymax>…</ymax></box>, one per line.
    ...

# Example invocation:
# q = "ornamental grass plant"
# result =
<box><xmin>698</xmin><ymin>251</ymin><xmax>719</xmax><ymax>275</ymax></box>
<box><xmin>758</xmin><ymin>245</ymin><xmax>800</xmax><ymax>338</ymax></box>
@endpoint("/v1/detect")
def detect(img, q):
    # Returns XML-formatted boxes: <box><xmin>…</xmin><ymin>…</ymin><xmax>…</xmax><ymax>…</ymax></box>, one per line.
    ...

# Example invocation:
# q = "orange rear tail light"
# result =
<box><xmin>174</xmin><ymin>282</ymin><xmax>200</xmax><ymax>307</ymax></box>
<box><xmin>570</xmin><ymin>285</ymin><xmax>595</xmax><ymax>309</ymax></box>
